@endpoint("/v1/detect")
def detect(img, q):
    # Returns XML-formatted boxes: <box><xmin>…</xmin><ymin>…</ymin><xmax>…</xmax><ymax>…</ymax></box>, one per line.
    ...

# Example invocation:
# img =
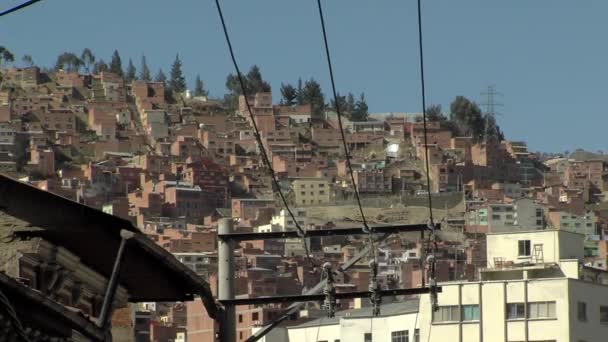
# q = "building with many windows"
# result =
<box><xmin>292</xmin><ymin>178</ymin><xmax>332</xmax><ymax>206</ymax></box>
<box><xmin>417</xmin><ymin>229</ymin><xmax>608</xmax><ymax>342</ymax></box>
<box><xmin>283</xmin><ymin>229</ymin><xmax>608</xmax><ymax>342</ymax></box>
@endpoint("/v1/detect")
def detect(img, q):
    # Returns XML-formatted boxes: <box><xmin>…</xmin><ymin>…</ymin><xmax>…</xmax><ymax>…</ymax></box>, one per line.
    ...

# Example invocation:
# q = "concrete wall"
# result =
<box><xmin>419</xmin><ymin>278</ymin><xmax>571</xmax><ymax>342</ymax></box>
<box><xmin>568</xmin><ymin>278</ymin><xmax>608</xmax><ymax>342</ymax></box>
<box><xmin>487</xmin><ymin>230</ymin><xmax>583</xmax><ymax>267</ymax></box>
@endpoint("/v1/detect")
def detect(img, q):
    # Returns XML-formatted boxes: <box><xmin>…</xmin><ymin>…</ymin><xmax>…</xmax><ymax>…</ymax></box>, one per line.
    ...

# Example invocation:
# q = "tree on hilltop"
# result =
<box><xmin>0</xmin><ymin>46</ymin><xmax>15</xmax><ymax>69</ymax></box>
<box><xmin>170</xmin><ymin>54</ymin><xmax>186</xmax><ymax>93</ymax></box>
<box><xmin>54</xmin><ymin>52</ymin><xmax>83</xmax><ymax>72</ymax></box>
<box><xmin>351</xmin><ymin>93</ymin><xmax>369</xmax><ymax>121</ymax></box>
<box><xmin>300</xmin><ymin>78</ymin><xmax>325</xmax><ymax>120</ymax></box>
<box><xmin>154</xmin><ymin>68</ymin><xmax>167</xmax><ymax>85</ymax></box>
<box><xmin>280</xmin><ymin>83</ymin><xmax>297</xmax><ymax>106</ymax></box>
<box><xmin>81</xmin><ymin>48</ymin><xmax>95</xmax><ymax>73</ymax></box>
<box><xmin>140</xmin><ymin>55</ymin><xmax>151</xmax><ymax>81</ymax></box>
<box><xmin>21</xmin><ymin>55</ymin><xmax>34</xmax><ymax>67</ymax></box>
<box><xmin>194</xmin><ymin>75</ymin><xmax>208</xmax><ymax>97</ymax></box>
<box><xmin>125</xmin><ymin>59</ymin><xmax>137</xmax><ymax>83</ymax></box>
<box><xmin>109</xmin><ymin>50</ymin><xmax>123</xmax><ymax>76</ymax></box>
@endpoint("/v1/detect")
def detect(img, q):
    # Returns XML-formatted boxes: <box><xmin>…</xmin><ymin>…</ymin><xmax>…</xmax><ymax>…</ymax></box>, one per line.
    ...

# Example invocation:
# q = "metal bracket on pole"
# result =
<box><xmin>321</xmin><ymin>263</ymin><xmax>336</xmax><ymax>318</ymax></box>
<box><xmin>368</xmin><ymin>260</ymin><xmax>381</xmax><ymax>317</ymax></box>
<box><xmin>427</xmin><ymin>253</ymin><xmax>438</xmax><ymax>312</ymax></box>
<box><xmin>218</xmin><ymin>218</ymin><xmax>236</xmax><ymax>342</ymax></box>
<box><xmin>99</xmin><ymin>229</ymin><xmax>135</xmax><ymax>330</ymax></box>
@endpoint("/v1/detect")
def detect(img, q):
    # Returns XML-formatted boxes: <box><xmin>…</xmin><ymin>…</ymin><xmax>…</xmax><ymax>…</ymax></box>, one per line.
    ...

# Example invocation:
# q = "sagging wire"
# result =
<box><xmin>213</xmin><ymin>0</ymin><xmax>318</xmax><ymax>268</ymax></box>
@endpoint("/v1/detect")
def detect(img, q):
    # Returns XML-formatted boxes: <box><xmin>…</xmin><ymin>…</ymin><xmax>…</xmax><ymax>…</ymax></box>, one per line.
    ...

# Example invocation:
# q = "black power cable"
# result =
<box><xmin>213</xmin><ymin>0</ymin><xmax>318</xmax><ymax>267</ymax></box>
<box><xmin>414</xmin><ymin>0</ymin><xmax>438</xmax><ymax>340</ymax></box>
<box><xmin>314</xmin><ymin>0</ymin><xmax>370</xmax><ymax>234</ymax></box>
<box><xmin>314</xmin><ymin>1</ymin><xmax>380</xmax><ymax>327</ymax></box>
<box><xmin>0</xmin><ymin>0</ymin><xmax>42</xmax><ymax>17</ymax></box>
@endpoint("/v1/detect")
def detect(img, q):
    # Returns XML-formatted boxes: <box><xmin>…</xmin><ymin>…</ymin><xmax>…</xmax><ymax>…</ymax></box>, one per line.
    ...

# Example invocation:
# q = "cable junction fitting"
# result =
<box><xmin>321</xmin><ymin>262</ymin><xmax>336</xmax><ymax>318</ymax></box>
<box><xmin>426</xmin><ymin>254</ymin><xmax>439</xmax><ymax>312</ymax></box>
<box><xmin>368</xmin><ymin>260</ymin><xmax>381</xmax><ymax>317</ymax></box>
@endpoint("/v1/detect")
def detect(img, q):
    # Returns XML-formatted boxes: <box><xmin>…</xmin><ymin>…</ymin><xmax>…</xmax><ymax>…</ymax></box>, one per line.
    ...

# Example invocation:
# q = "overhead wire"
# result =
<box><xmin>314</xmin><ymin>0</ymin><xmax>371</xmax><ymax>235</ymax></box>
<box><xmin>314</xmin><ymin>1</ymin><xmax>381</xmax><ymax>332</ymax></box>
<box><xmin>0</xmin><ymin>0</ymin><xmax>42</xmax><ymax>17</ymax></box>
<box><xmin>213</xmin><ymin>0</ymin><xmax>318</xmax><ymax>268</ymax></box>
<box><xmin>415</xmin><ymin>0</ymin><xmax>439</xmax><ymax>340</ymax></box>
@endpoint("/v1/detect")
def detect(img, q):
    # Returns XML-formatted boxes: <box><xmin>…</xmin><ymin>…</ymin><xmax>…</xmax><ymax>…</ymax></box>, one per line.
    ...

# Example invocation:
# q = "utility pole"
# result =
<box><xmin>218</xmin><ymin>218</ymin><xmax>236</xmax><ymax>342</ymax></box>
<box><xmin>214</xmin><ymin>223</ymin><xmax>441</xmax><ymax>342</ymax></box>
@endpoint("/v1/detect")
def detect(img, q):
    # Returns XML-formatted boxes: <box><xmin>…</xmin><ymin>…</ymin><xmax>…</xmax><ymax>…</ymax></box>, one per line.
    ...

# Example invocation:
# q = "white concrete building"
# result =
<box><xmin>284</xmin><ymin>229</ymin><xmax>608</xmax><ymax>342</ymax></box>
<box><xmin>418</xmin><ymin>229</ymin><xmax>608</xmax><ymax>342</ymax></box>
<box><xmin>286</xmin><ymin>301</ymin><xmax>420</xmax><ymax>342</ymax></box>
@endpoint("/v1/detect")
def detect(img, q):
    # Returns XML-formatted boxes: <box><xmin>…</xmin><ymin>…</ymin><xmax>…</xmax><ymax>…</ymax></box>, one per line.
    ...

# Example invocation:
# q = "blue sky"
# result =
<box><xmin>1</xmin><ymin>0</ymin><xmax>607</xmax><ymax>153</ymax></box>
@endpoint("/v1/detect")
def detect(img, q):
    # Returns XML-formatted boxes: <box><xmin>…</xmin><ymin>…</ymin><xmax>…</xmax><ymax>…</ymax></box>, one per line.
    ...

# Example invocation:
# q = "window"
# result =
<box><xmin>391</xmin><ymin>330</ymin><xmax>409</xmax><ymax>342</ymax></box>
<box><xmin>528</xmin><ymin>301</ymin><xmax>556</xmax><ymax>319</ymax></box>
<box><xmin>492</xmin><ymin>214</ymin><xmax>501</xmax><ymax>220</ymax></box>
<box><xmin>252</xmin><ymin>312</ymin><xmax>259</xmax><ymax>321</ymax></box>
<box><xmin>462</xmin><ymin>305</ymin><xmax>480</xmax><ymax>321</ymax></box>
<box><xmin>518</xmin><ymin>240</ymin><xmax>531</xmax><ymax>256</ymax></box>
<box><xmin>238</xmin><ymin>314</ymin><xmax>243</xmax><ymax>323</ymax></box>
<box><xmin>433</xmin><ymin>305</ymin><xmax>460</xmax><ymax>322</ymax></box>
<box><xmin>414</xmin><ymin>329</ymin><xmax>419</xmax><ymax>342</ymax></box>
<box><xmin>507</xmin><ymin>303</ymin><xmax>525</xmax><ymax>319</ymax></box>
<box><xmin>578</xmin><ymin>302</ymin><xmax>587</xmax><ymax>321</ymax></box>
<box><xmin>600</xmin><ymin>306</ymin><xmax>608</xmax><ymax>324</ymax></box>
<box><xmin>364</xmin><ymin>333</ymin><xmax>373</xmax><ymax>342</ymax></box>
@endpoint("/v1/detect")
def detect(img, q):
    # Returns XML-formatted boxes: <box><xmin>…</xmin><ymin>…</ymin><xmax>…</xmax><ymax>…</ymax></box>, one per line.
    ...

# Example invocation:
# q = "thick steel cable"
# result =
<box><xmin>213</xmin><ymin>0</ymin><xmax>318</xmax><ymax>268</ymax></box>
<box><xmin>0</xmin><ymin>0</ymin><xmax>42</xmax><ymax>17</ymax></box>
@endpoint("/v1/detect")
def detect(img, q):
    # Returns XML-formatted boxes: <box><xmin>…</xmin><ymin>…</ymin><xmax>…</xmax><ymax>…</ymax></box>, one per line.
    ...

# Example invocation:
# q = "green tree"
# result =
<box><xmin>125</xmin><ymin>59</ymin><xmax>137</xmax><ymax>83</ymax></box>
<box><xmin>300</xmin><ymin>78</ymin><xmax>325</xmax><ymax>120</ymax></box>
<box><xmin>329</xmin><ymin>92</ymin><xmax>347</xmax><ymax>113</ymax></box>
<box><xmin>346</xmin><ymin>93</ymin><xmax>356</xmax><ymax>113</ymax></box>
<box><xmin>0</xmin><ymin>46</ymin><xmax>15</xmax><ymax>69</ymax></box>
<box><xmin>280</xmin><ymin>83</ymin><xmax>297</xmax><ymax>106</ymax></box>
<box><xmin>194</xmin><ymin>75</ymin><xmax>208</xmax><ymax>97</ymax></box>
<box><xmin>426</xmin><ymin>104</ymin><xmax>445</xmax><ymax>121</ymax></box>
<box><xmin>450</xmin><ymin>96</ymin><xmax>485</xmax><ymax>141</ymax></box>
<box><xmin>246</xmin><ymin>65</ymin><xmax>270</xmax><ymax>93</ymax></box>
<box><xmin>140</xmin><ymin>55</ymin><xmax>151</xmax><ymax>81</ymax></box>
<box><xmin>155</xmin><ymin>69</ymin><xmax>167</xmax><ymax>85</ymax></box>
<box><xmin>93</xmin><ymin>59</ymin><xmax>108</xmax><ymax>74</ymax></box>
<box><xmin>351</xmin><ymin>93</ymin><xmax>369</xmax><ymax>121</ymax></box>
<box><xmin>109</xmin><ymin>50</ymin><xmax>123</xmax><ymax>76</ymax></box>
<box><xmin>81</xmin><ymin>48</ymin><xmax>95</xmax><ymax>73</ymax></box>
<box><xmin>296</xmin><ymin>78</ymin><xmax>304</xmax><ymax>105</ymax></box>
<box><xmin>21</xmin><ymin>54</ymin><xmax>34</xmax><ymax>67</ymax></box>
<box><xmin>169</xmin><ymin>54</ymin><xmax>186</xmax><ymax>93</ymax></box>
<box><xmin>484</xmin><ymin>114</ymin><xmax>504</xmax><ymax>142</ymax></box>
<box><xmin>54</xmin><ymin>52</ymin><xmax>83</xmax><ymax>72</ymax></box>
